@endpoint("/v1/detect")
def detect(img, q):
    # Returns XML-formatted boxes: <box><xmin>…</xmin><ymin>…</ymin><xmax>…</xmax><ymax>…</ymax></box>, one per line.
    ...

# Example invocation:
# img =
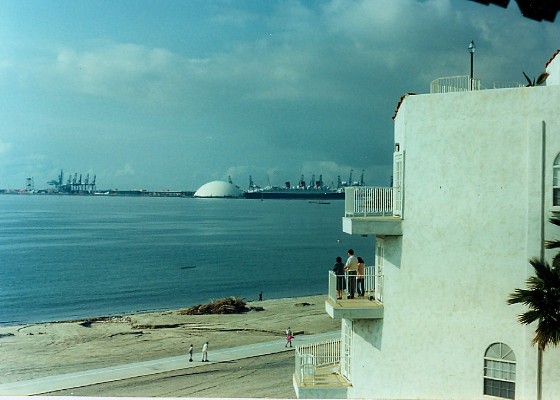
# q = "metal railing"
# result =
<box><xmin>345</xmin><ymin>186</ymin><xmax>397</xmax><ymax>217</ymax></box>
<box><xmin>295</xmin><ymin>339</ymin><xmax>341</xmax><ymax>384</ymax></box>
<box><xmin>492</xmin><ymin>81</ymin><xmax>524</xmax><ymax>89</ymax></box>
<box><xmin>430</xmin><ymin>75</ymin><xmax>482</xmax><ymax>93</ymax></box>
<box><xmin>328</xmin><ymin>266</ymin><xmax>381</xmax><ymax>301</ymax></box>
<box><xmin>430</xmin><ymin>76</ymin><xmax>525</xmax><ymax>93</ymax></box>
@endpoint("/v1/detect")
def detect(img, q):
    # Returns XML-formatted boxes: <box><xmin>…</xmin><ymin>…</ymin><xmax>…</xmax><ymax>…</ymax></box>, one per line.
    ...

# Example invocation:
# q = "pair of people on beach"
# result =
<box><xmin>332</xmin><ymin>249</ymin><xmax>365</xmax><ymax>299</ymax></box>
<box><xmin>188</xmin><ymin>342</ymin><xmax>209</xmax><ymax>362</ymax></box>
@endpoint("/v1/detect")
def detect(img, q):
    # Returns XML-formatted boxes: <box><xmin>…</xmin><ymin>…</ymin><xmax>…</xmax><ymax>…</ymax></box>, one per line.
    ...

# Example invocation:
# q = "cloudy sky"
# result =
<box><xmin>0</xmin><ymin>0</ymin><xmax>558</xmax><ymax>191</ymax></box>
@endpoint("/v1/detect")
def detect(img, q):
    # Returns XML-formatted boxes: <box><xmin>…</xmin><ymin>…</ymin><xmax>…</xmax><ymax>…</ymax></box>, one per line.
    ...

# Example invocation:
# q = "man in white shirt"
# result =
<box><xmin>344</xmin><ymin>249</ymin><xmax>358</xmax><ymax>299</ymax></box>
<box><xmin>201</xmin><ymin>342</ymin><xmax>209</xmax><ymax>362</ymax></box>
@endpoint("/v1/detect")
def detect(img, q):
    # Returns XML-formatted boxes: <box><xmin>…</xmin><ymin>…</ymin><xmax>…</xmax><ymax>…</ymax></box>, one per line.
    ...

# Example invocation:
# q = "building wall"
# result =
<box><xmin>348</xmin><ymin>84</ymin><xmax>560</xmax><ymax>399</ymax></box>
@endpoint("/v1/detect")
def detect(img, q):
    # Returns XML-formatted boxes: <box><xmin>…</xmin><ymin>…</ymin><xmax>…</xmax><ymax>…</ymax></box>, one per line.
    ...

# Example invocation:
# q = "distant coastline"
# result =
<box><xmin>0</xmin><ymin>189</ymin><xmax>195</xmax><ymax>197</ymax></box>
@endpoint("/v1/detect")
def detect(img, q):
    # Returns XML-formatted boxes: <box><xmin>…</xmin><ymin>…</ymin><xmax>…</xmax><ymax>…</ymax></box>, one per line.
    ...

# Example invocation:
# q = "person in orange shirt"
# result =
<box><xmin>357</xmin><ymin>256</ymin><xmax>366</xmax><ymax>297</ymax></box>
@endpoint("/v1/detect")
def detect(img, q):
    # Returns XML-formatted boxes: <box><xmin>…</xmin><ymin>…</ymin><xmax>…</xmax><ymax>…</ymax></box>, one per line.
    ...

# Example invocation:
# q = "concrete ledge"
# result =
<box><xmin>325</xmin><ymin>298</ymin><xmax>384</xmax><ymax>320</ymax></box>
<box><xmin>342</xmin><ymin>216</ymin><xmax>402</xmax><ymax>236</ymax></box>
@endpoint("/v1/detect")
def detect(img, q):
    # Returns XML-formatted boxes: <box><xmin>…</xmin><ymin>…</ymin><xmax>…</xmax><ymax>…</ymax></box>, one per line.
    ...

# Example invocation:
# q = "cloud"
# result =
<box><xmin>1</xmin><ymin>0</ymin><xmax>558</xmax><ymax>190</ymax></box>
<box><xmin>115</xmin><ymin>162</ymin><xmax>135</xmax><ymax>177</ymax></box>
<box><xmin>49</xmin><ymin>43</ymin><xmax>209</xmax><ymax>108</ymax></box>
<box><xmin>0</xmin><ymin>139</ymin><xmax>11</xmax><ymax>155</ymax></box>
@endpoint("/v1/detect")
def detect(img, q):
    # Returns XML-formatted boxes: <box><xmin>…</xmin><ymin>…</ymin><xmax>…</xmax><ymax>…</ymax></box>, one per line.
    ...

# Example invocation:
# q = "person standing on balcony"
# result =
<box><xmin>188</xmin><ymin>343</ymin><xmax>193</xmax><ymax>362</ymax></box>
<box><xmin>332</xmin><ymin>256</ymin><xmax>346</xmax><ymax>299</ymax></box>
<box><xmin>357</xmin><ymin>256</ymin><xmax>366</xmax><ymax>297</ymax></box>
<box><xmin>345</xmin><ymin>249</ymin><xmax>358</xmax><ymax>299</ymax></box>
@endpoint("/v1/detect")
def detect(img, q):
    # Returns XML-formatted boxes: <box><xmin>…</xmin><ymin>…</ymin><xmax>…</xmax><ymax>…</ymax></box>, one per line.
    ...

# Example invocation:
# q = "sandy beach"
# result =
<box><xmin>0</xmin><ymin>295</ymin><xmax>338</xmax><ymax>397</ymax></box>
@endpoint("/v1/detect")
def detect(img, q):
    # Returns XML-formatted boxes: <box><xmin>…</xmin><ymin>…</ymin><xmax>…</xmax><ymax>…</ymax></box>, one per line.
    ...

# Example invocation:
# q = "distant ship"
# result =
<box><xmin>242</xmin><ymin>171</ymin><xmax>364</xmax><ymax>200</ymax></box>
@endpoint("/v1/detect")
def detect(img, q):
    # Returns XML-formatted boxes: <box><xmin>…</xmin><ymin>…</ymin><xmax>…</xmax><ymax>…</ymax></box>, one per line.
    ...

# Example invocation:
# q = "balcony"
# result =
<box><xmin>325</xmin><ymin>268</ymin><xmax>383</xmax><ymax>320</ymax></box>
<box><xmin>293</xmin><ymin>338</ymin><xmax>351</xmax><ymax>399</ymax></box>
<box><xmin>343</xmin><ymin>186</ymin><xmax>402</xmax><ymax>236</ymax></box>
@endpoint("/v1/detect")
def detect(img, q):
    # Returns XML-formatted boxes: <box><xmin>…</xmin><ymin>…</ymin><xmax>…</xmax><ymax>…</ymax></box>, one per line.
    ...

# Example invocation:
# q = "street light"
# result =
<box><xmin>468</xmin><ymin>41</ymin><xmax>475</xmax><ymax>90</ymax></box>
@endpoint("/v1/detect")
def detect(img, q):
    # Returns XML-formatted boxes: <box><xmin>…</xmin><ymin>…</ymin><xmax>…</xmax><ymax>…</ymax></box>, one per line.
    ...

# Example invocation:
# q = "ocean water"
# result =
<box><xmin>0</xmin><ymin>195</ymin><xmax>371</xmax><ymax>325</ymax></box>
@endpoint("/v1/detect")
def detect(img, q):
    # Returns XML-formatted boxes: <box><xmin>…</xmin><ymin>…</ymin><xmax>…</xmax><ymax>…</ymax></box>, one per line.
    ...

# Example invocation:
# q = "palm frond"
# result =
<box><xmin>523</xmin><ymin>71</ymin><xmax>533</xmax><ymax>86</ymax></box>
<box><xmin>545</xmin><ymin>239</ymin><xmax>560</xmax><ymax>250</ymax></box>
<box><xmin>536</xmin><ymin>72</ymin><xmax>549</xmax><ymax>86</ymax></box>
<box><xmin>548</xmin><ymin>217</ymin><xmax>560</xmax><ymax>227</ymax></box>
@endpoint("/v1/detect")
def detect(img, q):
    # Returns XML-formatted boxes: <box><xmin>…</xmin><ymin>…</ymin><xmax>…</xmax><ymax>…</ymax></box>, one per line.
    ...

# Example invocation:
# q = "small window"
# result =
<box><xmin>484</xmin><ymin>343</ymin><xmax>516</xmax><ymax>399</ymax></box>
<box><xmin>554</xmin><ymin>154</ymin><xmax>560</xmax><ymax>206</ymax></box>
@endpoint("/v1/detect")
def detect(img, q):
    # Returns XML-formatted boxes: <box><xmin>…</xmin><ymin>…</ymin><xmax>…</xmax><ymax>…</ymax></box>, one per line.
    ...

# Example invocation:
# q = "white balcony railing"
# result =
<box><xmin>328</xmin><ymin>266</ymin><xmax>382</xmax><ymax>302</ymax></box>
<box><xmin>295</xmin><ymin>339</ymin><xmax>341</xmax><ymax>384</ymax></box>
<box><xmin>430</xmin><ymin>75</ymin><xmax>482</xmax><ymax>93</ymax></box>
<box><xmin>344</xmin><ymin>186</ymin><xmax>398</xmax><ymax>217</ymax></box>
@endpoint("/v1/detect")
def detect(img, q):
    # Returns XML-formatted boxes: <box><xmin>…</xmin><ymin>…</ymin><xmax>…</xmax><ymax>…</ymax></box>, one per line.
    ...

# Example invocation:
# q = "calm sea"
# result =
<box><xmin>0</xmin><ymin>195</ymin><xmax>370</xmax><ymax>325</ymax></box>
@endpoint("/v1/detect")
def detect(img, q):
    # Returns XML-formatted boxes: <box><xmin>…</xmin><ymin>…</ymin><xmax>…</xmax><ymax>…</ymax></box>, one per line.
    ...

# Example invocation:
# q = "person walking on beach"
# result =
<box><xmin>188</xmin><ymin>344</ymin><xmax>193</xmax><ymax>362</ymax></box>
<box><xmin>332</xmin><ymin>256</ymin><xmax>346</xmax><ymax>299</ymax></box>
<box><xmin>345</xmin><ymin>249</ymin><xmax>358</xmax><ymax>299</ymax></box>
<box><xmin>285</xmin><ymin>327</ymin><xmax>293</xmax><ymax>347</ymax></box>
<box><xmin>357</xmin><ymin>256</ymin><xmax>366</xmax><ymax>297</ymax></box>
<box><xmin>201</xmin><ymin>341</ymin><xmax>209</xmax><ymax>362</ymax></box>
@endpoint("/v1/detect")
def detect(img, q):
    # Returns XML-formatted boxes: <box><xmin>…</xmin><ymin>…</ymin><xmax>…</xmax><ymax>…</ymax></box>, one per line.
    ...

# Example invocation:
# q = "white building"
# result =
<box><xmin>294</xmin><ymin>49</ymin><xmax>560</xmax><ymax>399</ymax></box>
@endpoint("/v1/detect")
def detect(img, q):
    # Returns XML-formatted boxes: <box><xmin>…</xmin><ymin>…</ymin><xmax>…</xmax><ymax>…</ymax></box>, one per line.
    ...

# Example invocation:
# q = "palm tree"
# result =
<box><xmin>507</xmin><ymin>257</ymin><xmax>560</xmax><ymax>350</ymax></box>
<box><xmin>508</xmin><ymin>217</ymin><xmax>560</xmax><ymax>399</ymax></box>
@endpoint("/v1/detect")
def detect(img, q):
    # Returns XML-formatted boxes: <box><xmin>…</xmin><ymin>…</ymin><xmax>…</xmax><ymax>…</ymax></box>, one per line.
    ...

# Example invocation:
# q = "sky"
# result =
<box><xmin>0</xmin><ymin>0</ymin><xmax>559</xmax><ymax>192</ymax></box>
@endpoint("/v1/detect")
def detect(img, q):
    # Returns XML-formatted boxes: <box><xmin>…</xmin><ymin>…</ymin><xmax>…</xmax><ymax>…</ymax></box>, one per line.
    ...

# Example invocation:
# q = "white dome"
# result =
<box><xmin>194</xmin><ymin>181</ymin><xmax>242</xmax><ymax>198</ymax></box>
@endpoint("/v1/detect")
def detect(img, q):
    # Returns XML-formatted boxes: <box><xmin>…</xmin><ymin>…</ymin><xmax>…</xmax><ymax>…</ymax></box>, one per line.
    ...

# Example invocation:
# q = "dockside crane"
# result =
<box><xmin>47</xmin><ymin>170</ymin><xmax>64</xmax><ymax>189</ymax></box>
<box><xmin>299</xmin><ymin>175</ymin><xmax>306</xmax><ymax>188</ymax></box>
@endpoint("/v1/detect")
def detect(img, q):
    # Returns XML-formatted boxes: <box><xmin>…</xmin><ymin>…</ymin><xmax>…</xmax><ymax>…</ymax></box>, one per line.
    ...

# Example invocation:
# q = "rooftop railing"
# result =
<box><xmin>430</xmin><ymin>75</ymin><xmax>525</xmax><ymax>93</ymax></box>
<box><xmin>492</xmin><ymin>81</ymin><xmax>524</xmax><ymax>89</ymax></box>
<box><xmin>344</xmin><ymin>186</ymin><xmax>397</xmax><ymax>217</ymax></box>
<box><xmin>430</xmin><ymin>75</ymin><xmax>482</xmax><ymax>93</ymax></box>
<box><xmin>295</xmin><ymin>338</ymin><xmax>341</xmax><ymax>384</ymax></box>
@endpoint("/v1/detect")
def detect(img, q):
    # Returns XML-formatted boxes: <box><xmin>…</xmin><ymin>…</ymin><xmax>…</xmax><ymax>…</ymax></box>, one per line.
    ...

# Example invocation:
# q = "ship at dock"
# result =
<box><xmin>243</xmin><ymin>170</ymin><xmax>364</xmax><ymax>200</ymax></box>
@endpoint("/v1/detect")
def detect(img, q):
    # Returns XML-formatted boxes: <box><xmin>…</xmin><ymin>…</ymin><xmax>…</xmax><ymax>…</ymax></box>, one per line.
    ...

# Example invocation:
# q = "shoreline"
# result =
<box><xmin>0</xmin><ymin>294</ymin><xmax>338</xmax><ymax>387</ymax></box>
<box><xmin>0</xmin><ymin>291</ymin><xmax>326</xmax><ymax>328</ymax></box>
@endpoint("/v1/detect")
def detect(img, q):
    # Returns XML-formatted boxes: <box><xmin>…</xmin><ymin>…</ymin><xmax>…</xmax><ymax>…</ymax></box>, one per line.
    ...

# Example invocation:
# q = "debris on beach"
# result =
<box><xmin>179</xmin><ymin>297</ymin><xmax>263</xmax><ymax>315</ymax></box>
<box><xmin>78</xmin><ymin>316</ymin><xmax>131</xmax><ymax>327</ymax></box>
<box><xmin>0</xmin><ymin>333</ymin><xmax>15</xmax><ymax>339</ymax></box>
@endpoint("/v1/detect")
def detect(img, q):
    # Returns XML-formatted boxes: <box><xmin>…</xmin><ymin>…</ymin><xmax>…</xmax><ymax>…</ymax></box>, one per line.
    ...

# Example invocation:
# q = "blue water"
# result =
<box><xmin>0</xmin><ymin>195</ymin><xmax>371</xmax><ymax>325</ymax></box>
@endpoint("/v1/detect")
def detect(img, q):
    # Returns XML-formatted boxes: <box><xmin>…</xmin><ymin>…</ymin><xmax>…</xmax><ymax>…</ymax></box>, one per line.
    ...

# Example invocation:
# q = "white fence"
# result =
<box><xmin>344</xmin><ymin>186</ymin><xmax>396</xmax><ymax>217</ymax></box>
<box><xmin>295</xmin><ymin>339</ymin><xmax>341</xmax><ymax>384</ymax></box>
<box><xmin>328</xmin><ymin>266</ymin><xmax>381</xmax><ymax>301</ymax></box>
<box><xmin>430</xmin><ymin>75</ymin><xmax>482</xmax><ymax>93</ymax></box>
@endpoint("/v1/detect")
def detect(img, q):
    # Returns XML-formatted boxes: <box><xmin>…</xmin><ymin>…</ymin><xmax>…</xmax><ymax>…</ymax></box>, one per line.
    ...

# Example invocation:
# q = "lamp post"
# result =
<box><xmin>468</xmin><ymin>41</ymin><xmax>475</xmax><ymax>90</ymax></box>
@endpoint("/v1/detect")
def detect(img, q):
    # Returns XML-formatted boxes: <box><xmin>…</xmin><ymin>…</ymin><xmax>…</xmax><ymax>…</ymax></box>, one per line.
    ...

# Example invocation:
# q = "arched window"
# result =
<box><xmin>554</xmin><ymin>153</ymin><xmax>560</xmax><ymax>206</ymax></box>
<box><xmin>483</xmin><ymin>343</ymin><xmax>516</xmax><ymax>399</ymax></box>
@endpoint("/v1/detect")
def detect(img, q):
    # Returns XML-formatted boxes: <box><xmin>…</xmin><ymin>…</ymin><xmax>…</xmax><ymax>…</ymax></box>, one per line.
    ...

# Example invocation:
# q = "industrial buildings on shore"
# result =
<box><xmin>3</xmin><ymin>170</ymin><xmax>365</xmax><ymax>200</ymax></box>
